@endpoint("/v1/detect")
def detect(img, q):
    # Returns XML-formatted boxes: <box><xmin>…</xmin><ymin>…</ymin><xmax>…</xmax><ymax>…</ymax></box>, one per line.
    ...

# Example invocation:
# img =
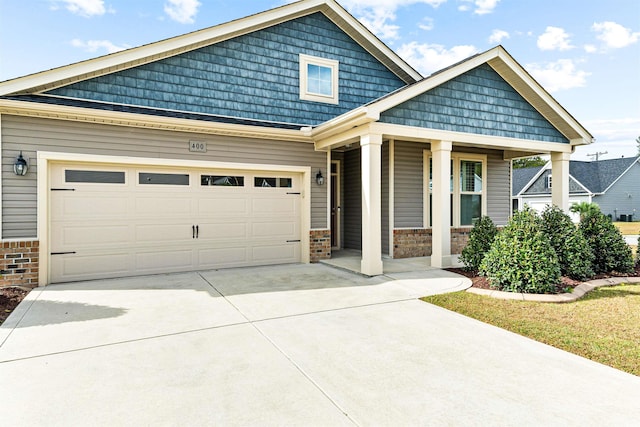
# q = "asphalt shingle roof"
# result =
<box><xmin>512</xmin><ymin>165</ymin><xmax>543</xmax><ymax>195</ymax></box>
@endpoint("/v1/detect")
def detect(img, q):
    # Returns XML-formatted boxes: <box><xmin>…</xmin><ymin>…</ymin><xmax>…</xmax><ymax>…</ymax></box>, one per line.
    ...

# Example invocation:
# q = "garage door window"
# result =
<box><xmin>139</xmin><ymin>172</ymin><xmax>189</xmax><ymax>185</ymax></box>
<box><xmin>65</xmin><ymin>170</ymin><xmax>125</xmax><ymax>184</ymax></box>
<box><xmin>254</xmin><ymin>177</ymin><xmax>292</xmax><ymax>188</ymax></box>
<box><xmin>201</xmin><ymin>175</ymin><xmax>244</xmax><ymax>186</ymax></box>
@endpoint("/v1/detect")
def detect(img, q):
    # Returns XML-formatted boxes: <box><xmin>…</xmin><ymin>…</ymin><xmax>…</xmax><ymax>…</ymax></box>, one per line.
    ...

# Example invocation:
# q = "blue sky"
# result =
<box><xmin>1</xmin><ymin>0</ymin><xmax>638</xmax><ymax>160</ymax></box>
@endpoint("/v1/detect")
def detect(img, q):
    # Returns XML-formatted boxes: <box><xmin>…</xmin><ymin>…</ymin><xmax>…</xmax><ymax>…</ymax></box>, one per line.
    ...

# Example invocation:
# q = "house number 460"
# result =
<box><xmin>189</xmin><ymin>141</ymin><xmax>207</xmax><ymax>152</ymax></box>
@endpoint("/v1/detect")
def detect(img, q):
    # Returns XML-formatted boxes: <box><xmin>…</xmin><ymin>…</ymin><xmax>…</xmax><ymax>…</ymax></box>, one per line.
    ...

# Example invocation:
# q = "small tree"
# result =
<box><xmin>480</xmin><ymin>207</ymin><xmax>561</xmax><ymax>293</ymax></box>
<box><xmin>512</xmin><ymin>156</ymin><xmax>547</xmax><ymax>169</ymax></box>
<box><xmin>540</xmin><ymin>205</ymin><xmax>594</xmax><ymax>281</ymax></box>
<box><xmin>569</xmin><ymin>202</ymin><xmax>601</xmax><ymax>221</ymax></box>
<box><xmin>459</xmin><ymin>216</ymin><xmax>498</xmax><ymax>273</ymax></box>
<box><xmin>579</xmin><ymin>209</ymin><xmax>633</xmax><ymax>274</ymax></box>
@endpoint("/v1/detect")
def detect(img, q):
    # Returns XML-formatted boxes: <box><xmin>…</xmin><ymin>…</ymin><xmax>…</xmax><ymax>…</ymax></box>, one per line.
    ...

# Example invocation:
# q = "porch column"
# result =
<box><xmin>361</xmin><ymin>133</ymin><xmax>384</xmax><ymax>276</ymax></box>
<box><xmin>431</xmin><ymin>140</ymin><xmax>452</xmax><ymax>268</ymax></box>
<box><xmin>551</xmin><ymin>151</ymin><xmax>571</xmax><ymax>212</ymax></box>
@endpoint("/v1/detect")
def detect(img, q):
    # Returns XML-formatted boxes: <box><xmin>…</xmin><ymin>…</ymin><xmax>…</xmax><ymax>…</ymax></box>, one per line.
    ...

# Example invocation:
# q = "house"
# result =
<box><xmin>0</xmin><ymin>0</ymin><xmax>592</xmax><ymax>286</ymax></box>
<box><xmin>513</xmin><ymin>156</ymin><xmax>640</xmax><ymax>222</ymax></box>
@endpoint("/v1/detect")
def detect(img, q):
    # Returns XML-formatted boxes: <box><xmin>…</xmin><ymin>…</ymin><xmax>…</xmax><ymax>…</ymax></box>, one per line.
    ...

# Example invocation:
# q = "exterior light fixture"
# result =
<box><xmin>13</xmin><ymin>152</ymin><xmax>28</xmax><ymax>176</ymax></box>
<box><xmin>315</xmin><ymin>169</ymin><xmax>324</xmax><ymax>185</ymax></box>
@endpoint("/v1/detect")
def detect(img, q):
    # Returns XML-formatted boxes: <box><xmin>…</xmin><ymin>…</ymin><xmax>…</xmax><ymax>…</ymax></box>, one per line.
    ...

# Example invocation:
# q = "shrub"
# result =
<box><xmin>459</xmin><ymin>216</ymin><xmax>498</xmax><ymax>273</ymax></box>
<box><xmin>579</xmin><ymin>210</ymin><xmax>633</xmax><ymax>274</ymax></box>
<box><xmin>569</xmin><ymin>201</ymin><xmax>601</xmax><ymax>221</ymax></box>
<box><xmin>480</xmin><ymin>207</ymin><xmax>561</xmax><ymax>293</ymax></box>
<box><xmin>540</xmin><ymin>205</ymin><xmax>594</xmax><ymax>281</ymax></box>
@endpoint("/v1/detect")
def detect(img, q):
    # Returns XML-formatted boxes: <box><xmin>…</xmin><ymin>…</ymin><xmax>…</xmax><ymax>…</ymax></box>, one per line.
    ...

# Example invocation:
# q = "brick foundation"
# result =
<box><xmin>309</xmin><ymin>230</ymin><xmax>331</xmax><ymax>262</ymax></box>
<box><xmin>392</xmin><ymin>228</ymin><xmax>474</xmax><ymax>259</ymax></box>
<box><xmin>1</xmin><ymin>240</ymin><xmax>39</xmax><ymax>288</ymax></box>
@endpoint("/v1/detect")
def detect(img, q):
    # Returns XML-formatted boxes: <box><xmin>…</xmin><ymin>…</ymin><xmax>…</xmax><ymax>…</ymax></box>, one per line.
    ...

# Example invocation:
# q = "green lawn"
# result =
<box><xmin>422</xmin><ymin>284</ymin><xmax>640</xmax><ymax>376</ymax></box>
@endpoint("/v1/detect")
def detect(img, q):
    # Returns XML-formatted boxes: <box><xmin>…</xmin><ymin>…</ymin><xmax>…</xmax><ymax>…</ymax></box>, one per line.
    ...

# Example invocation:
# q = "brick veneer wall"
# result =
<box><xmin>309</xmin><ymin>230</ymin><xmax>331</xmax><ymax>262</ymax></box>
<box><xmin>1</xmin><ymin>240</ymin><xmax>39</xmax><ymax>288</ymax></box>
<box><xmin>393</xmin><ymin>228</ymin><xmax>474</xmax><ymax>259</ymax></box>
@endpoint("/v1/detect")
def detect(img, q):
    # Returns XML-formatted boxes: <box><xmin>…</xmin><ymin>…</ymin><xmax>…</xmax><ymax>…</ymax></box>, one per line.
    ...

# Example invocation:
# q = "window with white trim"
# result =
<box><xmin>299</xmin><ymin>54</ymin><xmax>339</xmax><ymax>104</ymax></box>
<box><xmin>546</xmin><ymin>174</ymin><xmax>552</xmax><ymax>189</ymax></box>
<box><xmin>424</xmin><ymin>151</ymin><xmax>487</xmax><ymax>227</ymax></box>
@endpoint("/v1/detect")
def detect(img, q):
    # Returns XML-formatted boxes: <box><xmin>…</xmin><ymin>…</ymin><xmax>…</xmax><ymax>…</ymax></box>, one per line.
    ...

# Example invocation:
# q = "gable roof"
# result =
<box><xmin>0</xmin><ymin>0</ymin><xmax>421</xmax><ymax>97</ymax></box>
<box><xmin>513</xmin><ymin>156</ymin><xmax>640</xmax><ymax>196</ymax></box>
<box><xmin>312</xmin><ymin>46</ymin><xmax>593</xmax><ymax>147</ymax></box>
<box><xmin>512</xmin><ymin>166</ymin><xmax>543</xmax><ymax>195</ymax></box>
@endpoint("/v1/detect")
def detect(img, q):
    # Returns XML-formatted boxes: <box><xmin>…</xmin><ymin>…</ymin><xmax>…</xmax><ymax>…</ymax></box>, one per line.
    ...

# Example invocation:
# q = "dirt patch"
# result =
<box><xmin>0</xmin><ymin>287</ymin><xmax>30</xmax><ymax>325</ymax></box>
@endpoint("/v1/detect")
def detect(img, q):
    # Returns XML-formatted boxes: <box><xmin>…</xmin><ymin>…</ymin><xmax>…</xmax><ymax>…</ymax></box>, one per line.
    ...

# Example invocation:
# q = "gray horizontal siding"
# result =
<box><xmin>486</xmin><ymin>153</ymin><xmax>510</xmax><ymax>226</ymax></box>
<box><xmin>1</xmin><ymin>115</ymin><xmax>327</xmax><ymax>238</ymax></box>
<box><xmin>594</xmin><ymin>164</ymin><xmax>640</xmax><ymax>220</ymax></box>
<box><xmin>380</xmin><ymin>64</ymin><xmax>568</xmax><ymax>143</ymax></box>
<box><xmin>47</xmin><ymin>13</ymin><xmax>405</xmax><ymax>126</ymax></box>
<box><xmin>394</xmin><ymin>141</ymin><xmax>426</xmax><ymax>228</ymax></box>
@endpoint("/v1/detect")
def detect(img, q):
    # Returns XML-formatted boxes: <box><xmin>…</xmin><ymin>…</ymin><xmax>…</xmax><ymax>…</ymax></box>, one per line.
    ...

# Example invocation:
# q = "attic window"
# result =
<box><xmin>546</xmin><ymin>175</ymin><xmax>553</xmax><ymax>189</ymax></box>
<box><xmin>299</xmin><ymin>54</ymin><xmax>339</xmax><ymax>104</ymax></box>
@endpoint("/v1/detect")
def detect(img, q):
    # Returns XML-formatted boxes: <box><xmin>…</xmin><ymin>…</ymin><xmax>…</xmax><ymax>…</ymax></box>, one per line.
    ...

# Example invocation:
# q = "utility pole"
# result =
<box><xmin>587</xmin><ymin>151</ymin><xmax>608</xmax><ymax>161</ymax></box>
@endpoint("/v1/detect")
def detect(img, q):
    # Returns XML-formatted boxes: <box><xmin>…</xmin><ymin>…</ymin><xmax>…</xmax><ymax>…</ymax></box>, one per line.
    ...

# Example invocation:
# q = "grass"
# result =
<box><xmin>422</xmin><ymin>284</ymin><xmax>640</xmax><ymax>376</ymax></box>
<box><xmin>614</xmin><ymin>222</ymin><xmax>640</xmax><ymax>236</ymax></box>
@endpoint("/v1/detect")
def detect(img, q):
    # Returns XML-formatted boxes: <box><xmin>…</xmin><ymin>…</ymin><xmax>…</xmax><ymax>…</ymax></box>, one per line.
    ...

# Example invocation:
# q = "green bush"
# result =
<box><xmin>579</xmin><ymin>210</ymin><xmax>633</xmax><ymax>274</ymax></box>
<box><xmin>540</xmin><ymin>205</ymin><xmax>594</xmax><ymax>281</ymax></box>
<box><xmin>459</xmin><ymin>216</ymin><xmax>498</xmax><ymax>273</ymax></box>
<box><xmin>480</xmin><ymin>208</ymin><xmax>560</xmax><ymax>293</ymax></box>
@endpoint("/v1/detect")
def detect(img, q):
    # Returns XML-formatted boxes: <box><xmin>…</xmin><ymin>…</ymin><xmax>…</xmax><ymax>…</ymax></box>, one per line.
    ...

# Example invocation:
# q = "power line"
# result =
<box><xmin>587</xmin><ymin>151</ymin><xmax>608</xmax><ymax>161</ymax></box>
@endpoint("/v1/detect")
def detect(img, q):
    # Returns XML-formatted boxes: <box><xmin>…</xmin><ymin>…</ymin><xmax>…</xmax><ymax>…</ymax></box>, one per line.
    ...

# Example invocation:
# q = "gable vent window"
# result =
<box><xmin>546</xmin><ymin>175</ymin><xmax>552</xmax><ymax>189</ymax></box>
<box><xmin>299</xmin><ymin>54</ymin><xmax>339</xmax><ymax>104</ymax></box>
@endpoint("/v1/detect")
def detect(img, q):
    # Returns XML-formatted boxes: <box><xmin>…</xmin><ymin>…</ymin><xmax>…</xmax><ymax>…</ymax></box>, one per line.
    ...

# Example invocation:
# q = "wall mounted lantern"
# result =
<box><xmin>315</xmin><ymin>169</ymin><xmax>325</xmax><ymax>185</ymax></box>
<box><xmin>13</xmin><ymin>152</ymin><xmax>28</xmax><ymax>176</ymax></box>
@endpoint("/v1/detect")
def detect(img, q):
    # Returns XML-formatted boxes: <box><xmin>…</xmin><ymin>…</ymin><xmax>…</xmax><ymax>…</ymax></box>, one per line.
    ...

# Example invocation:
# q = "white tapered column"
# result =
<box><xmin>431</xmin><ymin>140</ymin><xmax>452</xmax><ymax>268</ymax></box>
<box><xmin>360</xmin><ymin>133</ymin><xmax>383</xmax><ymax>276</ymax></box>
<box><xmin>551</xmin><ymin>151</ymin><xmax>571</xmax><ymax>212</ymax></box>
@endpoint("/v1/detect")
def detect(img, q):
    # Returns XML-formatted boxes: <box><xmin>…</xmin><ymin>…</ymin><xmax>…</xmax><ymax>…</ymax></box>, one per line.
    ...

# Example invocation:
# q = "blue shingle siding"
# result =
<box><xmin>380</xmin><ymin>64</ymin><xmax>569</xmax><ymax>143</ymax></box>
<box><xmin>46</xmin><ymin>13</ymin><xmax>406</xmax><ymax>126</ymax></box>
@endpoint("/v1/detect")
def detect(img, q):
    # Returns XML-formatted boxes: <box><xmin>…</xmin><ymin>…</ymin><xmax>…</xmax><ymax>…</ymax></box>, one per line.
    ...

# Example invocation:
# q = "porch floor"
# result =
<box><xmin>321</xmin><ymin>249</ymin><xmax>463</xmax><ymax>276</ymax></box>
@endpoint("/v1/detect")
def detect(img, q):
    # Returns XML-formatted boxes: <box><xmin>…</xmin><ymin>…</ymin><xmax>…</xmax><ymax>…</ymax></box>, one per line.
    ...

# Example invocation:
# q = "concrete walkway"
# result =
<box><xmin>1</xmin><ymin>264</ymin><xmax>639</xmax><ymax>426</ymax></box>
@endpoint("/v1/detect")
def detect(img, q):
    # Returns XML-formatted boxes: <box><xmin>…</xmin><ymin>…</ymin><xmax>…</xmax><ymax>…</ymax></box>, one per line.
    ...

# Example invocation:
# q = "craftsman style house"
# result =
<box><xmin>0</xmin><ymin>0</ymin><xmax>592</xmax><ymax>286</ymax></box>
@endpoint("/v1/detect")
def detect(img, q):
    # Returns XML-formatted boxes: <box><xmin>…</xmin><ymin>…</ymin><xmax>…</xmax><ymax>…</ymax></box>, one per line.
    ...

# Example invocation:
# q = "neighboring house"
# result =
<box><xmin>513</xmin><ymin>156</ymin><xmax>640</xmax><ymax>221</ymax></box>
<box><xmin>0</xmin><ymin>0</ymin><xmax>592</xmax><ymax>286</ymax></box>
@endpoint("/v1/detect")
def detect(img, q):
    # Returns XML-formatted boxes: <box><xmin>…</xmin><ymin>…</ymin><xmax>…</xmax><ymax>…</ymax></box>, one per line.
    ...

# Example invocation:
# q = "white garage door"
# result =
<box><xmin>49</xmin><ymin>163</ymin><xmax>302</xmax><ymax>283</ymax></box>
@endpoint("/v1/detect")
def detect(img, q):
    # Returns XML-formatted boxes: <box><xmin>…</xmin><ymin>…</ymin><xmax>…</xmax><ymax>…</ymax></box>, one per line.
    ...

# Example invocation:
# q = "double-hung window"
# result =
<box><xmin>299</xmin><ymin>54</ymin><xmax>339</xmax><ymax>104</ymax></box>
<box><xmin>424</xmin><ymin>151</ymin><xmax>486</xmax><ymax>227</ymax></box>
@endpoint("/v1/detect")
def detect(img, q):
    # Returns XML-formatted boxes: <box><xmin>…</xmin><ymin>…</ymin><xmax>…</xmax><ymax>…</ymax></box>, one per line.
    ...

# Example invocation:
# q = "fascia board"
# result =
<box><xmin>0</xmin><ymin>98</ymin><xmax>310</xmax><ymax>142</ymax></box>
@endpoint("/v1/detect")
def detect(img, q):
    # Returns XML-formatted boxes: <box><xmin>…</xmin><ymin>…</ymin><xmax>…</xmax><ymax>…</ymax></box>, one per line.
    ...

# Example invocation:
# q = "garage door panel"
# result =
<box><xmin>198</xmin><ymin>247</ymin><xmax>249</xmax><ymax>269</ymax></box>
<box><xmin>50</xmin><ymin>164</ymin><xmax>302</xmax><ymax>283</ymax></box>
<box><xmin>54</xmin><ymin>224</ymin><xmax>132</xmax><ymax>247</ymax></box>
<box><xmin>252</xmin><ymin>244</ymin><xmax>299</xmax><ymax>263</ymax></box>
<box><xmin>52</xmin><ymin>253</ymin><xmax>131</xmax><ymax>281</ymax></box>
<box><xmin>135</xmin><ymin>249</ymin><xmax>194</xmax><ymax>273</ymax></box>
<box><xmin>197</xmin><ymin>198</ymin><xmax>249</xmax><ymax>216</ymax></box>
<box><xmin>53</xmin><ymin>194</ymin><xmax>129</xmax><ymax>218</ymax></box>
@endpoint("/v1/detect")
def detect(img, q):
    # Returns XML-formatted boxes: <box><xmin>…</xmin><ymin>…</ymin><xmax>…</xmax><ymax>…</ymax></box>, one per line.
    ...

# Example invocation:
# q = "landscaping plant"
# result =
<box><xmin>579</xmin><ymin>208</ymin><xmax>633</xmax><ymax>274</ymax></box>
<box><xmin>540</xmin><ymin>205</ymin><xmax>594</xmax><ymax>281</ymax></box>
<box><xmin>459</xmin><ymin>216</ymin><xmax>498</xmax><ymax>273</ymax></box>
<box><xmin>480</xmin><ymin>207</ymin><xmax>561</xmax><ymax>293</ymax></box>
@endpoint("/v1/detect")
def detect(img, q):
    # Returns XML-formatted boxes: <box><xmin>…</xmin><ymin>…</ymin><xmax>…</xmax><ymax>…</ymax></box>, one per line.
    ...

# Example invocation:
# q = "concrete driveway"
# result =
<box><xmin>1</xmin><ymin>264</ymin><xmax>638</xmax><ymax>426</ymax></box>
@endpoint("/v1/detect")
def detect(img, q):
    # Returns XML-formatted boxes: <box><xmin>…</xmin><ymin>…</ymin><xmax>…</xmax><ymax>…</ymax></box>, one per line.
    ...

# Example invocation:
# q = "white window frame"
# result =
<box><xmin>423</xmin><ymin>151</ymin><xmax>487</xmax><ymax>228</ymax></box>
<box><xmin>299</xmin><ymin>54</ymin><xmax>339</xmax><ymax>105</ymax></box>
<box><xmin>546</xmin><ymin>174</ymin><xmax>552</xmax><ymax>189</ymax></box>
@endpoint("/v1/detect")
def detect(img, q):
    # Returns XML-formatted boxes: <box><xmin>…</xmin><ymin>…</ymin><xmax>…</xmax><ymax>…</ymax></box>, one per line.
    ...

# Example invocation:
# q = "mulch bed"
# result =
<box><xmin>0</xmin><ymin>287</ymin><xmax>31</xmax><ymax>325</ymax></box>
<box><xmin>447</xmin><ymin>264</ymin><xmax>640</xmax><ymax>294</ymax></box>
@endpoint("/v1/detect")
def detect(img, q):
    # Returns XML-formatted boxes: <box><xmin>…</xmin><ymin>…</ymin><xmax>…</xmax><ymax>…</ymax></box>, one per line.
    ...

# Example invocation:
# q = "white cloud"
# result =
<box><xmin>527</xmin><ymin>59</ymin><xmax>590</xmax><ymax>93</ymax></box>
<box><xmin>340</xmin><ymin>0</ymin><xmax>446</xmax><ymax>40</ymax></box>
<box><xmin>419</xmin><ymin>17</ymin><xmax>435</xmax><ymax>31</ymax></box>
<box><xmin>583</xmin><ymin>44</ymin><xmax>597</xmax><ymax>53</ymax></box>
<box><xmin>71</xmin><ymin>39</ymin><xmax>129</xmax><ymax>54</ymax></box>
<box><xmin>164</xmin><ymin>0</ymin><xmax>201</xmax><ymax>24</ymax></box>
<box><xmin>573</xmin><ymin>118</ymin><xmax>640</xmax><ymax>160</ymax></box>
<box><xmin>398</xmin><ymin>42</ymin><xmax>478</xmax><ymax>75</ymax></box>
<box><xmin>488</xmin><ymin>29</ymin><xmax>509</xmax><ymax>44</ymax></box>
<box><xmin>458</xmin><ymin>0</ymin><xmax>500</xmax><ymax>15</ymax></box>
<box><xmin>55</xmin><ymin>0</ymin><xmax>107</xmax><ymax>17</ymax></box>
<box><xmin>592</xmin><ymin>21</ymin><xmax>640</xmax><ymax>49</ymax></box>
<box><xmin>537</xmin><ymin>26</ymin><xmax>574</xmax><ymax>51</ymax></box>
